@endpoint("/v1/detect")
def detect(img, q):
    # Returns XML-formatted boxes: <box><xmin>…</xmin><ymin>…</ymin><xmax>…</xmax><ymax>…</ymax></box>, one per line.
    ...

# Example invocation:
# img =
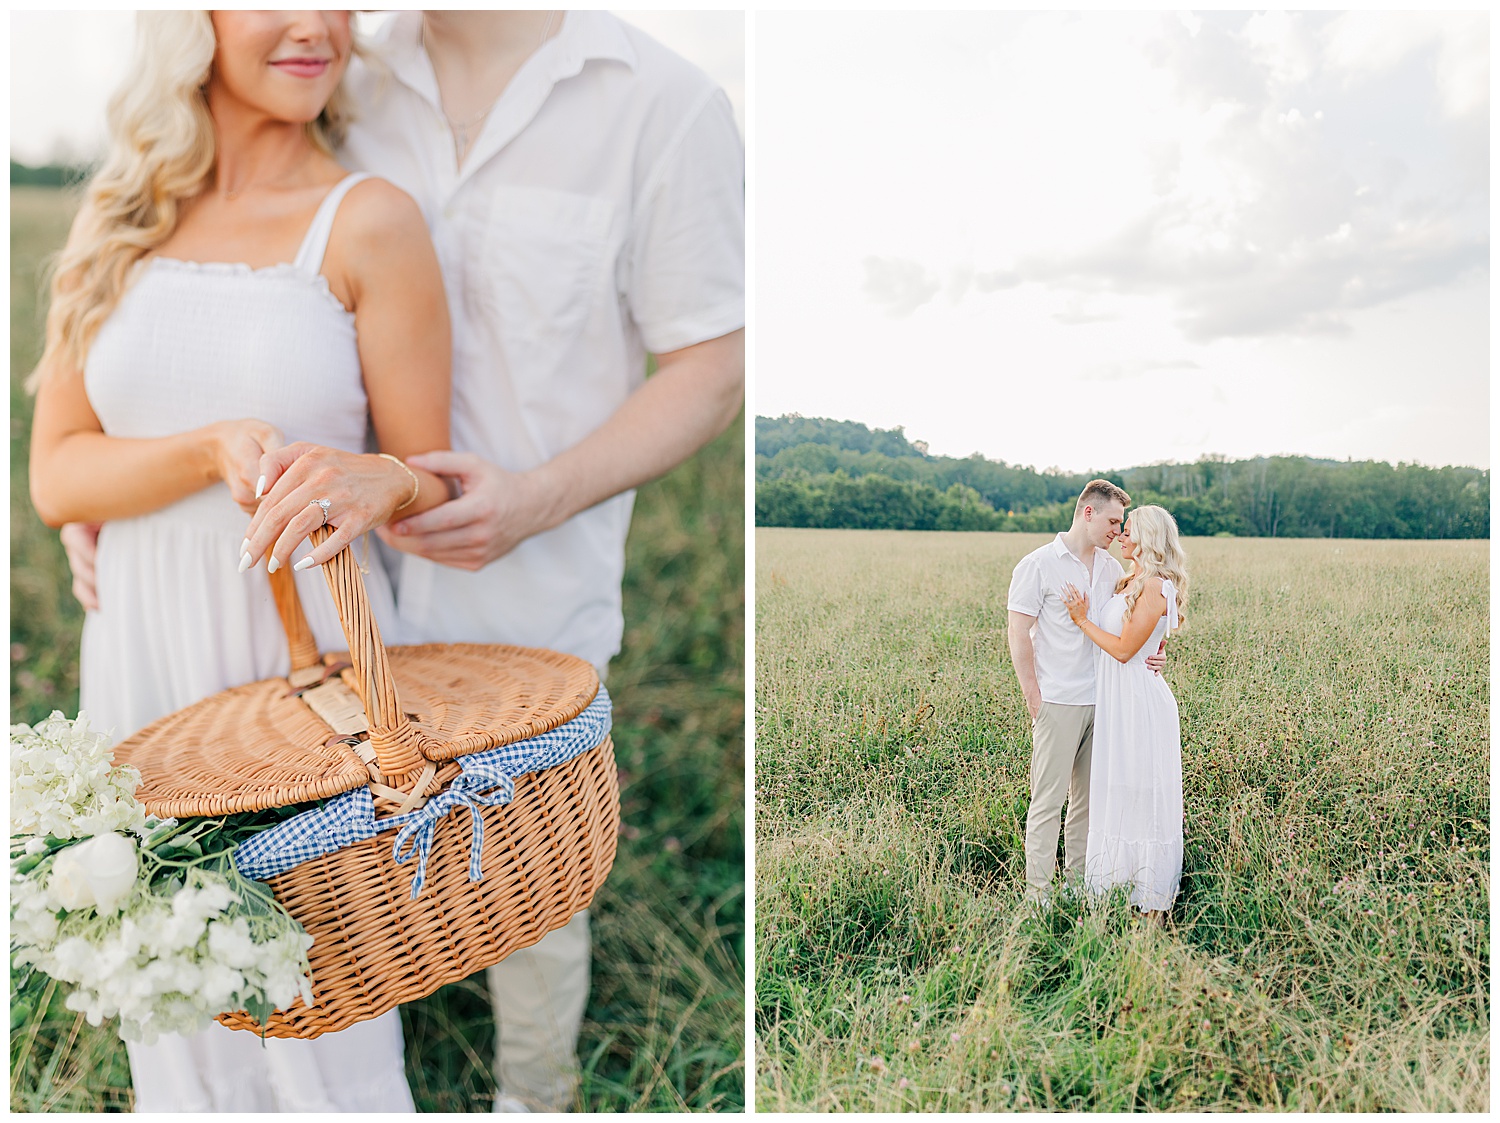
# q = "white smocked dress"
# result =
<box><xmin>1083</xmin><ymin>579</ymin><xmax>1183</xmax><ymax>912</ymax></box>
<box><xmin>79</xmin><ymin>173</ymin><xmax>416</xmax><ymax>1112</ymax></box>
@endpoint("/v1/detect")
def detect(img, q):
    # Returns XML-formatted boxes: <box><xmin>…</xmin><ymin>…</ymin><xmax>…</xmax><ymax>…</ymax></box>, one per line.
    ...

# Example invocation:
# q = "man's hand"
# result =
<box><xmin>60</xmin><ymin>522</ymin><xmax>102</xmax><ymax>611</ymax></box>
<box><xmin>1144</xmin><ymin>639</ymin><xmax>1166</xmax><ymax>676</ymax></box>
<box><xmin>377</xmin><ymin>451</ymin><xmax>558</xmax><ymax>570</ymax></box>
<box><xmin>1025</xmin><ymin>692</ymin><xmax>1042</xmax><ymax>722</ymax></box>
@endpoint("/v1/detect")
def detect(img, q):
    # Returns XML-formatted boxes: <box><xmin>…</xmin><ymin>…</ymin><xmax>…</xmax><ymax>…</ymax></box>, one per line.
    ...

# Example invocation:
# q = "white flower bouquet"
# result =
<box><xmin>10</xmin><ymin>712</ymin><xmax>315</xmax><ymax>1043</ymax></box>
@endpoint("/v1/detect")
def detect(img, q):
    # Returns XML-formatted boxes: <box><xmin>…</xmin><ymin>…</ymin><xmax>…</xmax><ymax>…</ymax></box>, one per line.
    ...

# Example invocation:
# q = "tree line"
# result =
<box><xmin>10</xmin><ymin>161</ymin><xmax>90</xmax><ymax>189</ymax></box>
<box><xmin>755</xmin><ymin>415</ymin><xmax>1488</xmax><ymax>538</ymax></box>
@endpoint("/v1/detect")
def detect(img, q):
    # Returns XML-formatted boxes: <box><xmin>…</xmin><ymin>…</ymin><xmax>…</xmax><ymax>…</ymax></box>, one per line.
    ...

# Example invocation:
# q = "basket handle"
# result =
<box><xmin>267</xmin><ymin>566</ymin><xmax>320</xmax><ymax>674</ymax></box>
<box><xmin>269</xmin><ymin>527</ymin><xmax>434</xmax><ymax>785</ymax></box>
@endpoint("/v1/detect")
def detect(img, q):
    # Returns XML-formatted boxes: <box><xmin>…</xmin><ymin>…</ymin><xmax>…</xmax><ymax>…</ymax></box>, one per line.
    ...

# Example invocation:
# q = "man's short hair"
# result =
<box><xmin>1074</xmin><ymin>479</ymin><xmax>1130</xmax><ymax>518</ymax></box>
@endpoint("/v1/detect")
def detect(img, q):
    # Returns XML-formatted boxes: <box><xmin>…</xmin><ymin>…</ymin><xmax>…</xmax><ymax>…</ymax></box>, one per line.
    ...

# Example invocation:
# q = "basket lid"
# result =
<box><xmin>115</xmin><ymin>644</ymin><xmax>600</xmax><ymax>818</ymax></box>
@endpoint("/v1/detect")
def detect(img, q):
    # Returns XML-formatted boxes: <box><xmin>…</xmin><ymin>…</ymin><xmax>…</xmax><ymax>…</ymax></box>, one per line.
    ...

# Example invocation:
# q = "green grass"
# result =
<box><xmin>10</xmin><ymin>186</ymin><xmax>744</xmax><ymax>1112</ymax></box>
<box><xmin>755</xmin><ymin>528</ymin><xmax>1487</xmax><ymax>1112</ymax></box>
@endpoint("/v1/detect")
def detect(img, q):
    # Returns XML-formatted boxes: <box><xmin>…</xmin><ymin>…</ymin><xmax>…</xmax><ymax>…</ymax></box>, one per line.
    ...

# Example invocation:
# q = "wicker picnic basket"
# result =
<box><xmin>112</xmin><ymin>528</ymin><xmax>620</xmax><ymax>1039</ymax></box>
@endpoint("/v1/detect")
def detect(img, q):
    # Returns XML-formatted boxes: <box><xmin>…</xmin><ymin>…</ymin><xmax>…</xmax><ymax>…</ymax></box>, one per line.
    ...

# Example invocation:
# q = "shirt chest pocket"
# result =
<box><xmin>464</xmin><ymin>186</ymin><xmax>616</xmax><ymax>344</ymax></box>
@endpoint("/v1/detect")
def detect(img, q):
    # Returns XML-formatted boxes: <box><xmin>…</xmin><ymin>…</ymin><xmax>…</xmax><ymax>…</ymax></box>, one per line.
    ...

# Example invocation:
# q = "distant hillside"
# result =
<box><xmin>755</xmin><ymin>415</ymin><xmax>1488</xmax><ymax>539</ymax></box>
<box><xmin>754</xmin><ymin>414</ymin><xmax>929</xmax><ymax>459</ymax></box>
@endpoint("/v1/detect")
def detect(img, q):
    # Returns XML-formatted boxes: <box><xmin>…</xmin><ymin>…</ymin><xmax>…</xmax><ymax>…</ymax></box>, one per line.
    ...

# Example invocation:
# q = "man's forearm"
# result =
<box><xmin>1009</xmin><ymin>634</ymin><xmax>1040</xmax><ymax>698</ymax></box>
<box><xmin>527</xmin><ymin>330</ymin><xmax>744</xmax><ymax>532</ymax></box>
<box><xmin>519</xmin><ymin>328</ymin><xmax>741</xmax><ymax>533</ymax></box>
<box><xmin>386</xmin><ymin>330</ymin><xmax>744</xmax><ymax>569</ymax></box>
<box><xmin>1006</xmin><ymin>614</ymin><xmax>1042</xmax><ymax>713</ymax></box>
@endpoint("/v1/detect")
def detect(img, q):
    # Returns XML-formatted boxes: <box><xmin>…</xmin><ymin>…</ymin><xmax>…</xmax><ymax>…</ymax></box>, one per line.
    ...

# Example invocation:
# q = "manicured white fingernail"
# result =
<box><xmin>238</xmin><ymin>552</ymin><xmax>253</xmax><ymax>573</ymax></box>
<box><xmin>254</xmin><ymin>475</ymin><xmax>266</xmax><ymax>499</ymax></box>
<box><xmin>267</xmin><ymin>556</ymin><xmax>280</xmax><ymax>574</ymax></box>
<box><xmin>239</xmin><ymin>539</ymin><xmax>250</xmax><ymax>555</ymax></box>
<box><xmin>293</xmin><ymin>557</ymin><xmax>317</xmax><ymax>572</ymax></box>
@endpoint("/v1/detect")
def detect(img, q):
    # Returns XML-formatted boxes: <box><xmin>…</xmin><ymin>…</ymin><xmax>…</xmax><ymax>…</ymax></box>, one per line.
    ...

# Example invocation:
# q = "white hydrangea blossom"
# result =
<box><xmin>11</xmin><ymin>712</ymin><xmax>315</xmax><ymax>1043</ymax></box>
<box><xmin>12</xmin><ymin>868</ymin><xmax>315</xmax><ymax>1044</ymax></box>
<box><xmin>10</xmin><ymin>712</ymin><xmax>145</xmax><ymax>840</ymax></box>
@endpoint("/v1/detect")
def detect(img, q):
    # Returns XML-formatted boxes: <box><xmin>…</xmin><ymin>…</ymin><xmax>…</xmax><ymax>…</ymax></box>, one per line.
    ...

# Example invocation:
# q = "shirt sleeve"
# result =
<box><xmin>627</xmin><ymin>87</ymin><xmax>745</xmax><ymax>354</ymax></box>
<box><xmin>1007</xmin><ymin>553</ymin><xmax>1043</xmax><ymax>616</ymax></box>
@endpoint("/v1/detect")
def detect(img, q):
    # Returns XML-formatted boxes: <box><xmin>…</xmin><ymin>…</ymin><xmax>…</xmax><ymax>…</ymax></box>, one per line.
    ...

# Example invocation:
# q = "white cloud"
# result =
<box><xmin>1323</xmin><ymin>12</ymin><xmax>1488</xmax><ymax>119</ymax></box>
<box><xmin>1080</xmin><ymin>358</ymin><xmax>1201</xmax><ymax>382</ymax></box>
<box><xmin>759</xmin><ymin>11</ymin><xmax>1487</xmax><ymax>470</ymax></box>
<box><xmin>874</xmin><ymin>11</ymin><xmax>1487</xmax><ymax>341</ymax></box>
<box><xmin>863</xmin><ymin>257</ymin><xmax>941</xmax><ymax>318</ymax></box>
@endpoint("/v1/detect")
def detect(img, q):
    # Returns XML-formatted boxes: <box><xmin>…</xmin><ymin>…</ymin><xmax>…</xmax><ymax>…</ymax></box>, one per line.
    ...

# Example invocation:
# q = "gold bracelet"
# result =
<box><xmin>379</xmin><ymin>453</ymin><xmax>421</xmax><ymax>512</ymax></box>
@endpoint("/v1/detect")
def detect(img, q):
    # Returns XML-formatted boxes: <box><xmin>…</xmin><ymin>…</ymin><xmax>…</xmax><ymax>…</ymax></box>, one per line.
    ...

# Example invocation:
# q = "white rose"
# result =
<box><xmin>48</xmin><ymin>833</ymin><xmax>140</xmax><ymax>915</ymax></box>
<box><xmin>48</xmin><ymin>850</ymin><xmax>96</xmax><ymax>911</ymax></box>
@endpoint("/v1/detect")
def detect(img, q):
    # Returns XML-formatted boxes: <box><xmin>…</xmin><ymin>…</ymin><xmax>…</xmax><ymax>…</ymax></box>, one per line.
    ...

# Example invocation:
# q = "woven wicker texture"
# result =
<box><xmin>215</xmin><ymin>735</ymin><xmax>619</xmax><ymax>1039</ymax></box>
<box><xmin>382</xmin><ymin>644</ymin><xmax>600</xmax><ymax>761</ymax></box>
<box><xmin>110</xmin><ymin>529</ymin><xmax>619</xmax><ymax>1038</ymax></box>
<box><xmin>113</xmin><ymin>525</ymin><xmax>600</xmax><ymax>816</ymax></box>
<box><xmin>118</xmin><ymin>678</ymin><xmax>374</xmax><ymax>817</ymax></box>
<box><xmin>117</xmin><ymin>646</ymin><xmax>601</xmax><ymax>817</ymax></box>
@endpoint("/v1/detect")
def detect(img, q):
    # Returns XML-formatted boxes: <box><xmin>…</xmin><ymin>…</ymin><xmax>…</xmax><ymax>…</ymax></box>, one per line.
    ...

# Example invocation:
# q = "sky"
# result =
<box><xmin>756</xmin><ymin>11</ymin><xmax>1489</xmax><ymax>473</ymax></box>
<box><xmin>9</xmin><ymin>11</ymin><xmax>745</xmax><ymax>164</ymax></box>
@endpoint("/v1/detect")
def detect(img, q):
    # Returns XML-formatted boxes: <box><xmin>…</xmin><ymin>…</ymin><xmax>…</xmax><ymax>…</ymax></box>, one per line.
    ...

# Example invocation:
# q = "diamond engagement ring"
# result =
<box><xmin>311</xmin><ymin>498</ymin><xmax>331</xmax><ymax>527</ymax></box>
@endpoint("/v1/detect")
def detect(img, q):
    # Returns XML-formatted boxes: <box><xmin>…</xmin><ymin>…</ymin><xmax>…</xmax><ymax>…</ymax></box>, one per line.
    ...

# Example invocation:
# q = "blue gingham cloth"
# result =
<box><xmin>234</xmin><ymin>687</ymin><xmax>611</xmax><ymax>898</ymax></box>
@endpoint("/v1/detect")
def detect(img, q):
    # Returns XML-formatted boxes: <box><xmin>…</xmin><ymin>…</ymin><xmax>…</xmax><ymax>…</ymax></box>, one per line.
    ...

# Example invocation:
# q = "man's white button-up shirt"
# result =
<box><xmin>340</xmin><ymin>12</ymin><xmax>745</xmax><ymax>670</ymax></box>
<box><xmin>1007</xmin><ymin>534</ymin><xmax>1124</xmax><ymax>706</ymax></box>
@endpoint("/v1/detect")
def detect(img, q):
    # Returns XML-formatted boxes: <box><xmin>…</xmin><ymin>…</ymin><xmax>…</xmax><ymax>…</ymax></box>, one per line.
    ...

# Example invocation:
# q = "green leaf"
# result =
<box><xmin>243</xmin><ymin>991</ymin><xmax>275</xmax><ymax>1030</ymax></box>
<box><xmin>13</xmin><ymin>852</ymin><xmax>47</xmax><ymax>876</ymax></box>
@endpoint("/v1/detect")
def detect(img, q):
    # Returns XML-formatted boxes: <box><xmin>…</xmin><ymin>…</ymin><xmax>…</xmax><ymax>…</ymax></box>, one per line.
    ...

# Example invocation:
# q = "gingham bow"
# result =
<box><xmin>390</xmin><ymin>766</ymin><xmax>517</xmax><ymax>898</ymax></box>
<box><xmin>234</xmin><ymin>688</ymin><xmax>613</xmax><ymax>897</ymax></box>
<box><xmin>389</xmin><ymin>690</ymin><xmax>612</xmax><ymax>898</ymax></box>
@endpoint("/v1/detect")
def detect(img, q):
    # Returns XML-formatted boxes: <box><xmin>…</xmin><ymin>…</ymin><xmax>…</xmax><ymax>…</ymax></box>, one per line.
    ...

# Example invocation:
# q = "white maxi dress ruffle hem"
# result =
<box><xmin>1083</xmin><ymin>579</ymin><xmax>1184</xmax><ymax>913</ymax></box>
<box><xmin>78</xmin><ymin>173</ymin><xmax>417</xmax><ymax>1112</ymax></box>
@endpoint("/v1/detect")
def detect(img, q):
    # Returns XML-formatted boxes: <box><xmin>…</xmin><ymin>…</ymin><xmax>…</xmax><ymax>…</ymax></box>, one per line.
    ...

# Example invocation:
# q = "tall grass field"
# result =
<box><xmin>10</xmin><ymin>186</ymin><xmax>745</xmax><ymax>1112</ymax></box>
<box><xmin>755</xmin><ymin>527</ymin><xmax>1486</xmax><ymax>1111</ymax></box>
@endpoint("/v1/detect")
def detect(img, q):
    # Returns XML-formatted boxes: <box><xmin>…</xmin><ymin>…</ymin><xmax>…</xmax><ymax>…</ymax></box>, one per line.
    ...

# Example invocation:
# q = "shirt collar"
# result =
<box><xmin>1052</xmin><ymin>532</ymin><xmax>1111</xmax><ymax>575</ymax></box>
<box><xmin>376</xmin><ymin>10</ymin><xmax>636</xmax><ymax>110</ymax></box>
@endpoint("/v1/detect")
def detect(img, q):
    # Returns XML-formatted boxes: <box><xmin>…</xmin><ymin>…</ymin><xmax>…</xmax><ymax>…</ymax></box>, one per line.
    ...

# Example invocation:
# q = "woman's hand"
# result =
<box><xmin>208</xmin><ymin>419</ymin><xmax>284</xmax><ymax>514</ymax></box>
<box><xmin>1061</xmin><ymin>583</ymin><xmax>1090</xmax><ymax>626</ymax></box>
<box><xmin>239</xmin><ymin>443</ymin><xmax>417</xmax><ymax>574</ymax></box>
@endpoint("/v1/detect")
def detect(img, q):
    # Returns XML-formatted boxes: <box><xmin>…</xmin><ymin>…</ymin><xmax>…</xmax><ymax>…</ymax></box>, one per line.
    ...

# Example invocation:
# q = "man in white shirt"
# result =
<box><xmin>345</xmin><ymin>12</ymin><xmax>745</xmax><ymax>670</ymax></box>
<box><xmin>62</xmin><ymin>10</ymin><xmax>744</xmax><ymax>1113</ymax></box>
<box><xmin>1006</xmin><ymin>480</ymin><xmax>1133</xmax><ymax>900</ymax></box>
<box><xmin>346</xmin><ymin>12</ymin><xmax>744</xmax><ymax>1113</ymax></box>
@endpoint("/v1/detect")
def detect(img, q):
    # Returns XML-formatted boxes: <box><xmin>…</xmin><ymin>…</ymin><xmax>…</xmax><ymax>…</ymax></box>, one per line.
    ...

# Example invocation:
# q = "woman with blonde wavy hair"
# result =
<box><xmin>29</xmin><ymin>10</ymin><xmax>453</xmax><ymax>1111</ymax></box>
<box><xmin>1061</xmin><ymin>505</ymin><xmax>1189</xmax><ymax>918</ymax></box>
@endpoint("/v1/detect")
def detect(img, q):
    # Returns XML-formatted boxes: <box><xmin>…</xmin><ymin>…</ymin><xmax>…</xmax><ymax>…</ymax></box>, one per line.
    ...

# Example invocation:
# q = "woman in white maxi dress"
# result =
<box><xmin>28</xmin><ymin>13</ymin><xmax>452</xmax><ymax>1112</ymax></box>
<box><xmin>1061</xmin><ymin>506</ymin><xmax>1189</xmax><ymax>916</ymax></box>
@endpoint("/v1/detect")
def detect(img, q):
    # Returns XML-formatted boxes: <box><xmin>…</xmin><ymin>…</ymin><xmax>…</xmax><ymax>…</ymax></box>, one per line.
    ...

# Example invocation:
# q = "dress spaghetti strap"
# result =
<box><xmin>1159</xmin><ymin>578</ymin><xmax>1179</xmax><ymax>633</ymax></box>
<box><xmin>292</xmin><ymin>173</ymin><xmax>373</xmax><ymax>275</ymax></box>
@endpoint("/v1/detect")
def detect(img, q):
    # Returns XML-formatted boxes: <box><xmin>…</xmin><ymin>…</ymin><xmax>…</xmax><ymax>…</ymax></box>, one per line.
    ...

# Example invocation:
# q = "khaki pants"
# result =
<box><xmin>489</xmin><ymin>662</ymin><xmax>607</xmax><ymax>1111</ymax></box>
<box><xmin>1025</xmin><ymin>702</ymin><xmax>1094</xmax><ymax>893</ymax></box>
<box><xmin>487</xmin><ymin>910</ymin><xmax>591</xmax><ymax>1111</ymax></box>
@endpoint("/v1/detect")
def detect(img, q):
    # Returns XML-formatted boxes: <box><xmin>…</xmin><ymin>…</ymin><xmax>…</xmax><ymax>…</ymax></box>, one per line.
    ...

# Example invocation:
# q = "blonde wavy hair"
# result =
<box><xmin>34</xmin><ymin>11</ymin><xmax>357</xmax><ymax>385</ymax></box>
<box><xmin>1116</xmin><ymin>504</ymin><xmax>1189</xmax><ymax>631</ymax></box>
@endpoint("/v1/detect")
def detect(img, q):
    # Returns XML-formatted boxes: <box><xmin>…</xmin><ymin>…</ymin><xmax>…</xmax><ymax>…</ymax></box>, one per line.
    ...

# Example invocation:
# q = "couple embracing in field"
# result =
<box><xmin>1007</xmin><ymin>480</ymin><xmax>1190</xmax><ymax>918</ymax></box>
